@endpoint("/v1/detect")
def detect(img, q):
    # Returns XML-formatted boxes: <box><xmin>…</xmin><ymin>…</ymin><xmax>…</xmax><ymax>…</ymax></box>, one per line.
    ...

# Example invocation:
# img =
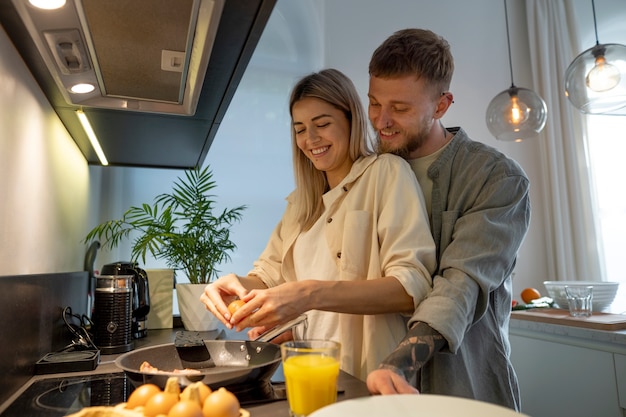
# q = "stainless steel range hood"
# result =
<box><xmin>13</xmin><ymin>0</ymin><xmax>224</xmax><ymax>115</ymax></box>
<box><xmin>0</xmin><ymin>0</ymin><xmax>276</xmax><ymax>168</ymax></box>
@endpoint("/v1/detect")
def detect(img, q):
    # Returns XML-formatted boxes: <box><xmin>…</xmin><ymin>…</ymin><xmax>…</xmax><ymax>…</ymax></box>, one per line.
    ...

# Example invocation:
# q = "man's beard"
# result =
<box><xmin>375</xmin><ymin>129</ymin><xmax>426</xmax><ymax>160</ymax></box>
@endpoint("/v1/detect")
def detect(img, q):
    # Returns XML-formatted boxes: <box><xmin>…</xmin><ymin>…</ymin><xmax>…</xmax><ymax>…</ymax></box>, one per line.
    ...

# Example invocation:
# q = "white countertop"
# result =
<box><xmin>510</xmin><ymin>311</ymin><xmax>626</xmax><ymax>354</ymax></box>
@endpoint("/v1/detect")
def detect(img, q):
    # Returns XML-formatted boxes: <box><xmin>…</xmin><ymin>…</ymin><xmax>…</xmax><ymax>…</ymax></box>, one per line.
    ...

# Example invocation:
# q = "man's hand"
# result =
<box><xmin>366</xmin><ymin>369</ymin><xmax>419</xmax><ymax>395</ymax></box>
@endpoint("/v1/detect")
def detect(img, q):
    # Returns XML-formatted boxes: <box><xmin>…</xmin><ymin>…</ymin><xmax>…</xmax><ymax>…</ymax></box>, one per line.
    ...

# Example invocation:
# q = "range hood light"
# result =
<box><xmin>76</xmin><ymin>109</ymin><xmax>108</xmax><ymax>166</ymax></box>
<box><xmin>28</xmin><ymin>0</ymin><xmax>66</xmax><ymax>10</ymax></box>
<box><xmin>70</xmin><ymin>83</ymin><xmax>95</xmax><ymax>94</ymax></box>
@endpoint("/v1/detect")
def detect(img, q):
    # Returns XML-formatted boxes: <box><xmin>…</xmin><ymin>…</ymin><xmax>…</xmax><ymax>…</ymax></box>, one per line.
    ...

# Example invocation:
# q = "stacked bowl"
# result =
<box><xmin>543</xmin><ymin>281</ymin><xmax>619</xmax><ymax>312</ymax></box>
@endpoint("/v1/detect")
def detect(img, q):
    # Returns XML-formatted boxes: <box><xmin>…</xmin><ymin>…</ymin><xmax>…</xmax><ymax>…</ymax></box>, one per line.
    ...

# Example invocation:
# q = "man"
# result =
<box><xmin>365</xmin><ymin>28</ymin><xmax>530</xmax><ymax>411</ymax></box>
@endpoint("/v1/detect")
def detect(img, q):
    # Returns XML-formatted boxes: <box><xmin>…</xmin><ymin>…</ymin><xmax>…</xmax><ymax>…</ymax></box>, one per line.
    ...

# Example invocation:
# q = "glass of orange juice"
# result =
<box><xmin>280</xmin><ymin>340</ymin><xmax>341</xmax><ymax>417</ymax></box>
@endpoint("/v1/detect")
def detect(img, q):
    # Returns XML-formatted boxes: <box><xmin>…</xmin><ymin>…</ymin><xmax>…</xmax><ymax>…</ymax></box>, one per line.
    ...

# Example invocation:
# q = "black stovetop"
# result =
<box><xmin>1</xmin><ymin>372</ymin><xmax>286</xmax><ymax>417</ymax></box>
<box><xmin>1</xmin><ymin>373</ymin><xmax>130</xmax><ymax>417</ymax></box>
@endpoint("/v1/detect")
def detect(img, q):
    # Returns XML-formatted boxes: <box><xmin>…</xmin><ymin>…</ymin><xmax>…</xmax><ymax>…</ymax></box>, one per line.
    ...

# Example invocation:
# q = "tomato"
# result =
<box><xmin>227</xmin><ymin>299</ymin><xmax>246</xmax><ymax>315</ymax></box>
<box><xmin>521</xmin><ymin>287</ymin><xmax>542</xmax><ymax>304</ymax></box>
<box><xmin>144</xmin><ymin>392</ymin><xmax>179</xmax><ymax>417</ymax></box>
<box><xmin>202</xmin><ymin>387</ymin><xmax>240</xmax><ymax>417</ymax></box>
<box><xmin>168</xmin><ymin>400</ymin><xmax>203</xmax><ymax>417</ymax></box>
<box><xmin>511</xmin><ymin>299</ymin><xmax>518</xmax><ymax>308</ymax></box>
<box><xmin>125</xmin><ymin>383</ymin><xmax>161</xmax><ymax>409</ymax></box>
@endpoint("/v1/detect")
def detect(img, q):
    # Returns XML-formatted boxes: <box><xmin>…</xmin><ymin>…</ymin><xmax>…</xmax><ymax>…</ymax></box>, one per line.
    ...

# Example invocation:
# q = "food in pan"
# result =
<box><xmin>139</xmin><ymin>360</ymin><xmax>202</xmax><ymax>375</ymax></box>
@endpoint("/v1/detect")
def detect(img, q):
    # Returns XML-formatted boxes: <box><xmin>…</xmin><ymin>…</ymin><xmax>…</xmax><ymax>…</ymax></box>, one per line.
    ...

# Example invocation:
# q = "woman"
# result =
<box><xmin>201</xmin><ymin>68</ymin><xmax>436</xmax><ymax>379</ymax></box>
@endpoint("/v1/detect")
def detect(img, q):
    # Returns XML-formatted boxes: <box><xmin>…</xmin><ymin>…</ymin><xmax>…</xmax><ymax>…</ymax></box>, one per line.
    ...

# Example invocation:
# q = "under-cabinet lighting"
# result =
<box><xmin>76</xmin><ymin>109</ymin><xmax>108</xmax><ymax>166</ymax></box>
<box><xmin>28</xmin><ymin>0</ymin><xmax>66</xmax><ymax>10</ymax></box>
<box><xmin>70</xmin><ymin>83</ymin><xmax>96</xmax><ymax>94</ymax></box>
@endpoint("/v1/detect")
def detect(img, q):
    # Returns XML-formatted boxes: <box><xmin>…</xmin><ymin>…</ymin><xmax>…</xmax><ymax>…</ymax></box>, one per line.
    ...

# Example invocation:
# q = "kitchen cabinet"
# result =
<box><xmin>510</xmin><ymin>314</ymin><xmax>626</xmax><ymax>417</ymax></box>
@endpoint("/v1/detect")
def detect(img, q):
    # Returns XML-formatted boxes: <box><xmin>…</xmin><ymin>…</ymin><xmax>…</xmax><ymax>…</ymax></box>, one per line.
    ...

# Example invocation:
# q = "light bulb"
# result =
<box><xmin>70</xmin><ymin>83</ymin><xmax>95</xmax><ymax>94</ymax></box>
<box><xmin>486</xmin><ymin>86</ymin><xmax>547</xmax><ymax>141</ymax></box>
<box><xmin>507</xmin><ymin>95</ymin><xmax>529</xmax><ymax>125</ymax></box>
<box><xmin>28</xmin><ymin>0</ymin><xmax>66</xmax><ymax>9</ymax></box>
<box><xmin>586</xmin><ymin>55</ymin><xmax>621</xmax><ymax>92</ymax></box>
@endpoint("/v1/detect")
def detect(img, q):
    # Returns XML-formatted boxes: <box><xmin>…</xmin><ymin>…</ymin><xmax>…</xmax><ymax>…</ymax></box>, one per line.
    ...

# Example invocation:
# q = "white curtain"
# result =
<box><xmin>524</xmin><ymin>0</ymin><xmax>604</xmax><ymax>281</ymax></box>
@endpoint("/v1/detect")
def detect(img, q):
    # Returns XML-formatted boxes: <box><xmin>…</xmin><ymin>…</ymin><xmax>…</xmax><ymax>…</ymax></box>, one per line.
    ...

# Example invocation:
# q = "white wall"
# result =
<box><xmin>0</xmin><ymin>25</ymin><xmax>89</xmax><ymax>276</ymax></box>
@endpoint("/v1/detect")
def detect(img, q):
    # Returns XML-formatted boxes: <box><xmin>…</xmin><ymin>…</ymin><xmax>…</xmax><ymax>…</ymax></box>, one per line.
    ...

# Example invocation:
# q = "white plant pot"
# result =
<box><xmin>176</xmin><ymin>283</ymin><xmax>220</xmax><ymax>331</ymax></box>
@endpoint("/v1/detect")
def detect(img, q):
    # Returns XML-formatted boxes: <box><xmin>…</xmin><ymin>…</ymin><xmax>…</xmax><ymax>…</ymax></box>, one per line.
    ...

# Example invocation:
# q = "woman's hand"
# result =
<box><xmin>200</xmin><ymin>273</ymin><xmax>249</xmax><ymax>328</ymax></box>
<box><xmin>230</xmin><ymin>281</ymin><xmax>309</xmax><ymax>331</ymax></box>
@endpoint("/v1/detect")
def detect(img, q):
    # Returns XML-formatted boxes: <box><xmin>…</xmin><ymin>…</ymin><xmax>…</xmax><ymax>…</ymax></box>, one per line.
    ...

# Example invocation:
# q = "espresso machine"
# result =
<box><xmin>99</xmin><ymin>261</ymin><xmax>150</xmax><ymax>339</ymax></box>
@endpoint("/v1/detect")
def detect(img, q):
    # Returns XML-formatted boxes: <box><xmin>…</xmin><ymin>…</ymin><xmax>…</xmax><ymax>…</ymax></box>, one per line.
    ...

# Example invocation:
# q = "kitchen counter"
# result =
<box><xmin>509</xmin><ymin>309</ymin><xmax>626</xmax><ymax>417</ymax></box>
<box><xmin>1</xmin><ymin>327</ymin><xmax>371</xmax><ymax>416</ymax></box>
<box><xmin>510</xmin><ymin>308</ymin><xmax>626</xmax><ymax>353</ymax></box>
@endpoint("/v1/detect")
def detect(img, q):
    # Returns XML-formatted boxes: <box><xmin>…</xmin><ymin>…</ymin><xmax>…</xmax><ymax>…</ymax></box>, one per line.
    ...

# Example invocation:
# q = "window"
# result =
<box><xmin>586</xmin><ymin>114</ymin><xmax>626</xmax><ymax>313</ymax></box>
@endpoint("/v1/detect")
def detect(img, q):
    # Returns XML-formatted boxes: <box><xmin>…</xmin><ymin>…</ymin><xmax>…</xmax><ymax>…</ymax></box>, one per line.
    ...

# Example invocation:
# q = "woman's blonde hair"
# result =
<box><xmin>289</xmin><ymin>68</ymin><xmax>373</xmax><ymax>230</ymax></box>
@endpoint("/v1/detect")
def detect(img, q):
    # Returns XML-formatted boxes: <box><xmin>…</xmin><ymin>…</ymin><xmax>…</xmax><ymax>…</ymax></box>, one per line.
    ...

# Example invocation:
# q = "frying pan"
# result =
<box><xmin>115</xmin><ymin>315</ymin><xmax>307</xmax><ymax>389</ymax></box>
<box><xmin>115</xmin><ymin>339</ymin><xmax>281</xmax><ymax>389</ymax></box>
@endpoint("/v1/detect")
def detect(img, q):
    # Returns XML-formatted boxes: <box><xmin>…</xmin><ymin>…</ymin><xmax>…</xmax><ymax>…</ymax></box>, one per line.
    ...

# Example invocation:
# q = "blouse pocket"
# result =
<box><xmin>339</xmin><ymin>210</ymin><xmax>373</xmax><ymax>279</ymax></box>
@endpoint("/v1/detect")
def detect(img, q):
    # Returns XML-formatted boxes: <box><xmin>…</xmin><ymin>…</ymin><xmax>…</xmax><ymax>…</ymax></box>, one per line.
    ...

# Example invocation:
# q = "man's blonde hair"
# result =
<box><xmin>369</xmin><ymin>28</ymin><xmax>454</xmax><ymax>97</ymax></box>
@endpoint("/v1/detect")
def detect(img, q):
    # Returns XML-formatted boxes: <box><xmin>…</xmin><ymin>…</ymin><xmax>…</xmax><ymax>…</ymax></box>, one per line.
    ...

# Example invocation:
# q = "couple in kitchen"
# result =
<box><xmin>200</xmin><ymin>28</ymin><xmax>530</xmax><ymax>412</ymax></box>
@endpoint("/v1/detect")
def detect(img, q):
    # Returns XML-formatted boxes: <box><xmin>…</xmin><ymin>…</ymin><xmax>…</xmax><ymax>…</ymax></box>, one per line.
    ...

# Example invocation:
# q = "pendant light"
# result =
<box><xmin>486</xmin><ymin>0</ymin><xmax>547</xmax><ymax>142</ymax></box>
<box><xmin>565</xmin><ymin>0</ymin><xmax>626</xmax><ymax>114</ymax></box>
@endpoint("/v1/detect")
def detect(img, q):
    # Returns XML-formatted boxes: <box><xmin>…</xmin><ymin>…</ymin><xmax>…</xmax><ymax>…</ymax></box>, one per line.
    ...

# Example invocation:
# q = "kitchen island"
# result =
<box><xmin>509</xmin><ymin>309</ymin><xmax>626</xmax><ymax>417</ymax></box>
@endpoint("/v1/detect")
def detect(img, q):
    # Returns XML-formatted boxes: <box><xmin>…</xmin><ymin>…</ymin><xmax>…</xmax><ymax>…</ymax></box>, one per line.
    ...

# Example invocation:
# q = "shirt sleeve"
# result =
<box><xmin>373</xmin><ymin>155</ymin><xmax>437</xmax><ymax>310</ymax></box>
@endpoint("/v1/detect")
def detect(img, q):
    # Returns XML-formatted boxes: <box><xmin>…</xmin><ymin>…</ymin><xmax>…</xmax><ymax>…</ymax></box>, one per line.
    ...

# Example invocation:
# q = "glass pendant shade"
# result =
<box><xmin>565</xmin><ymin>43</ymin><xmax>626</xmax><ymax>114</ymax></box>
<box><xmin>485</xmin><ymin>0</ymin><xmax>547</xmax><ymax>142</ymax></box>
<box><xmin>486</xmin><ymin>86</ymin><xmax>548</xmax><ymax>142</ymax></box>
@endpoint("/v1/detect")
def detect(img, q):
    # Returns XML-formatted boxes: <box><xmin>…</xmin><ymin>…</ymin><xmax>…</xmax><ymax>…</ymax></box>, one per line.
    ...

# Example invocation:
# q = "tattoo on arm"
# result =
<box><xmin>378</xmin><ymin>321</ymin><xmax>447</xmax><ymax>382</ymax></box>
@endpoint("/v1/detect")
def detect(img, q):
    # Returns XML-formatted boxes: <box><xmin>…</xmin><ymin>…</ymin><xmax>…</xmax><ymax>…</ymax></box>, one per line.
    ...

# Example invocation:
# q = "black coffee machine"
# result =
<box><xmin>100</xmin><ymin>261</ymin><xmax>150</xmax><ymax>339</ymax></box>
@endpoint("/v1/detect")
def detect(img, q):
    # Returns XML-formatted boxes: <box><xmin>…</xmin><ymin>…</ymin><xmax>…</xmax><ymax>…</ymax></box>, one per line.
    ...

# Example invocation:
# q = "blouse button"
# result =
<box><xmin>327</xmin><ymin>217</ymin><xmax>333</xmax><ymax>223</ymax></box>
<box><xmin>336</xmin><ymin>252</ymin><xmax>342</xmax><ymax>259</ymax></box>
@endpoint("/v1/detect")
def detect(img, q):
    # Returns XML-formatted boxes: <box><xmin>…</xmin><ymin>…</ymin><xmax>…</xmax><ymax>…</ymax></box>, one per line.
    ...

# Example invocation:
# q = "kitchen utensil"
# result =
<box><xmin>101</xmin><ymin>262</ymin><xmax>151</xmax><ymax>339</ymax></box>
<box><xmin>308</xmin><ymin>394</ymin><xmax>530</xmax><ymax>417</ymax></box>
<box><xmin>116</xmin><ymin>315</ymin><xmax>307</xmax><ymax>388</ymax></box>
<box><xmin>115</xmin><ymin>340</ymin><xmax>282</xmax><ymax>389</ymax></box>
<box><xmin>254</xmin><ymin>314</ymin><xmax>308</xmax><ymax>343</ymax></box>
<box><xmin>173</xmin><ymin>314</ymin><xmax>307</xmax><ymax>370</ymax></box>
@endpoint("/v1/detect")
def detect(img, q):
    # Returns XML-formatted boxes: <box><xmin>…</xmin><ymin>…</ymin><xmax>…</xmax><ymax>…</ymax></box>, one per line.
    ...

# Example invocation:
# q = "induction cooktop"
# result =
<box><xmin>0</xmin><ymin>371</ymin><xmax>287</xmax><ymax>416</ymax></box>
<box><xmin>1</xmin><ymin>373</ymin><xmax>130</xmax><ymax>417</ymax></box>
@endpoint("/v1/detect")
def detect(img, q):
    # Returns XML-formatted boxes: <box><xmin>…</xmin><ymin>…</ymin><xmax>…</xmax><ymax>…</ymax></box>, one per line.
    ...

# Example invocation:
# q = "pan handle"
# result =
<box><xmin>253</xmin><ymin>314</ymin><xmax>307</xmax><ymax>343</ymax></box>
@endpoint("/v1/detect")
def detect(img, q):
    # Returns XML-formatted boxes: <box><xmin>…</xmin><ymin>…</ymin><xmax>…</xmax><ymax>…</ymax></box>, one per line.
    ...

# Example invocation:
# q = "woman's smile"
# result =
<box><xmin>311</xmin><ymin>145</ymin><xmax>330</xmax><ymax>156</ymax></box>
<box><xmin>292</xmin><ymin>97</ymin><xmax>352</xmax><ymax>187</ymax></box>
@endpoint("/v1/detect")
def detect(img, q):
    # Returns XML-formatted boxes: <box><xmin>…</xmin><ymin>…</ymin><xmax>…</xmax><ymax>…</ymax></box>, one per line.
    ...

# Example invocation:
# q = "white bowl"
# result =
<box><xmin>543</xmin><ymin>281</ymin><xmax>619</xmax><ymax>312</ymax></box>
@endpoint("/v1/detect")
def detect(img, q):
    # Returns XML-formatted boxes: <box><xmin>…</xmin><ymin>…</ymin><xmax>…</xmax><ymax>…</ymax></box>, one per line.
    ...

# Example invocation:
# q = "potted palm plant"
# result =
<box><xmin>84</xmin><ymin>166</ymin><xmax>246</xmax><ymax>331</ymax></box>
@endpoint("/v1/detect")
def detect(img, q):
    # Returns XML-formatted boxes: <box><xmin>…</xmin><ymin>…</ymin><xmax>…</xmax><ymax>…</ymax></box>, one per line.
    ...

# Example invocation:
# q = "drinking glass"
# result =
<box><xmin>281</xmin><ymin>340</ymin><xmax>341</xmax><ymax>417</ymax></box>
<box><xmin>565</xmin><ymin>285</ymin><xmax>593</xmax><ymax>317</ymax></box>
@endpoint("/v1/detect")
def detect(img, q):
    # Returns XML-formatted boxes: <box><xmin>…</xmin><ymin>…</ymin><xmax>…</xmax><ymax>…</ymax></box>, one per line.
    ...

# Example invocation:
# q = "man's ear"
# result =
<box><xmin>434</xmin><ymin>92</ymin><xmax>454</xmax><ymax>118</ymax></box>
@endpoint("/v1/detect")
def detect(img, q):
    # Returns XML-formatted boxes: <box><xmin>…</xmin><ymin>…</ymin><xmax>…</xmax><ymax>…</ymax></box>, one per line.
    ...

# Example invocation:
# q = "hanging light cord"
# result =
<box><xmin>504</xmin><ymin>0</ymin><xmax>515</xmax><ymax>88</ymax></box>
<box><xmin>591</xmin><ymin>0</ymin><xmax>600</xmax><ymax>46</ymax></box>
